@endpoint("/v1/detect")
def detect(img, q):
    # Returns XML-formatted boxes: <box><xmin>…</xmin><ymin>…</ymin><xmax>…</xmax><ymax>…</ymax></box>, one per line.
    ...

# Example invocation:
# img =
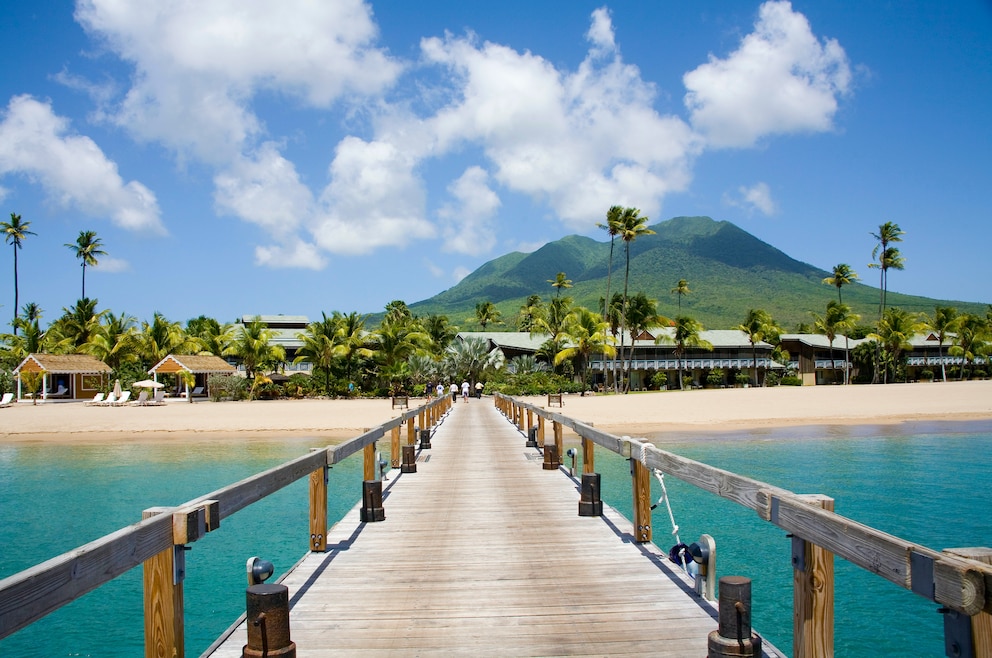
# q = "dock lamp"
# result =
<box><xmin>246</xmin><ymin>556</ymin><xmax>274</xmax><ymax>586</ymax></box>
<box><xmin>565</xmin><ymin>448</ymin><xmax>577</xmax><ymax>476</ymax></box>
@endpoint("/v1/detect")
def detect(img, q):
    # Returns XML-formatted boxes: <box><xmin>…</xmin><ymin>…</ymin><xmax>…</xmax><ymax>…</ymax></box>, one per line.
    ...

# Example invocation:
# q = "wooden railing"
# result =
<box><xmin>0</xmin><ymin>394</ymin><xmax>452</xmax><ymax>657</ymax></box>
<box><xmin>494</xmin><ymin>393</ymin><xmax>992</xmax><ymax>658</ymax></box>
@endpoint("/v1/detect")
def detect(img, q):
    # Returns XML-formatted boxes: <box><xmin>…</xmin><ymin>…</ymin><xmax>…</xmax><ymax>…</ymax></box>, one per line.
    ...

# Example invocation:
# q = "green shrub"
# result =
<box><xmin>705</xmin><ymin>368</ymin><xmax>725</xmax><ymax>388</ymax></box>
<box><xmin>918</xmin><ymin>369</ymin><xmax>934</xmax><ymax>381</ymax></box>
<box><xmin>650</xmin><ymin>371</ymin><xmax>668</xmax><ymax>390</ymax></box>
<box><xmin>763</xmin><ymin>371</ymin><xmax>781</xmax><ymax>387</ymax></box>
<box><xmin>734</xmin><ymin>372</ymin><xmax>751</xmax><ymax>386</ymax></box>
<box><xmin>781</xmin><ymin>375</ymin><xmax>802</xmax><ymax>386</ymax></box>
<box><xmin>208</xmin><ymin>374</ymin><xmax>248</xmax><ymax>401</ymax></box>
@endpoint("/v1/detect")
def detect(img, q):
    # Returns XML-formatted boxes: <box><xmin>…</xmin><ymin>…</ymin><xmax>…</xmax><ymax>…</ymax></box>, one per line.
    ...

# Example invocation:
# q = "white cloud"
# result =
<box><xmin>452</xmin><ymin>266</ymin><xmax>472</xmax><ymax>282</ymax></box>
<box><xmin>91</xmin><ymin>255</ymin><xmax>130</xmax><ymax>273</ymax></box>
<box><xmin>75</xmin><ymin>0</ymin><xmax>401</xmax><ymax>161</ymax></box>
<box><xmin>438</xmin><ymin>166</ymin><xmax>500</xmax><ymax>255</ymax></box>
<box><xmin>214</xmin><ymin>144</ymin><xmax>314</xmax><ymax>238</ymax></box>
<box><xmin>254</xmin><ymin>240</ymin><xmax>326</xmax><ymax>270</ymax></box>
<box><xmin>419</xmin><ymin>19</ymin><xmax>701</xmax><ymax>231</ymax></box>
<box><xmin>311</xmin><ymin>136</ymin><xmax>436</xmax><ymax>254</ymax></box>
<box><xmin>0</xmin><ymin>95</ymin><xmax>164</xmax><ymax>233</ymax></box>
<box><xmin>725</xmin><ymin>181</ymin><xmax>778</xmax><ymax>216</ymax></box>
<box><xmin>683</xmin><ymin>0</ymin><xmax>851</xmax><ymax>148</ymax></box>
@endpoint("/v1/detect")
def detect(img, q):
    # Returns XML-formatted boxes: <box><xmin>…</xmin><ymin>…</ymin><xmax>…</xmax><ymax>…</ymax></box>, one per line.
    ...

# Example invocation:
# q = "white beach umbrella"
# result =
<box><xmin>113</xmin><ymin>379</ymin><xmax>122</xmax><ymax>398</ymax></box>
<box><xmin>133</xmin><ymin>379</ymin><xmax>164</xmax><ymax>389</ymax></box>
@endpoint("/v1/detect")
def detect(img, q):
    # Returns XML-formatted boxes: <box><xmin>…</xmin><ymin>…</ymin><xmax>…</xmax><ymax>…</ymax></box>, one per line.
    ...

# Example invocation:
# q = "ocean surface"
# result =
<box><xmin>1</xmin><ymin>421</ymin><xmax>990</xmax><ymax>657</ymax></box>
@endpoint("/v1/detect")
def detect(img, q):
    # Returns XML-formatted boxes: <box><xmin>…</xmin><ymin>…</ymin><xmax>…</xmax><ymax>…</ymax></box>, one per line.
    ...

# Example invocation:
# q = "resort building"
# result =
<box><xmin>461</xmin><ymin>329</ymin><xmax>783</xmax><ymax>389</ymax></box>
<box><xmin>779</xmin><ymin>333</ymin><xmax>864</xmax><ymax>386</ymax></box>
<box><xmin>12</xmin><ymin>353</ymin><xmax>112</xmax><ymax>401</ymax></box>
<box><xmin>236</xmin><ymin>315</ymin><xmax>311</xmax><ymax>374</ymax></box>
<box><xmin>149</xmin><ymin>354</ymin><xmax>237</xmax><ymax>398</ymax></box>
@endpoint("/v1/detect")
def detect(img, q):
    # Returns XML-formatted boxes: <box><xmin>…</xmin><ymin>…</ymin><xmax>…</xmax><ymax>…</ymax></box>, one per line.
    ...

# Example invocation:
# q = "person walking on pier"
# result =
<box><xmin>450</xmin><ymin>382</ymin><xmax>458</xmax><ymax>403</ymax></box>
<box><xmin>461</xmin><ymin>380</ymin><xmax>470</xmax><ymax>402</ymax></box>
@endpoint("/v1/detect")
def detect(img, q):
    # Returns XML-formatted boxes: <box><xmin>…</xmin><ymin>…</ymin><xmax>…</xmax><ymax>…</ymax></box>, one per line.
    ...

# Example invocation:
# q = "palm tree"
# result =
<box><xmin>617</xmin><ymin>207</ymin><xmax>654</xmax><ymax>392</ymax></box>
<box><xmin>921</xmin><ymin>306</ymin><xmax>959</xmax><ymax>383</ymax></box>
<box><xmin>597</xmin><ymin>206</ymin><xmax>624</xmax><ymax>390</ymax></box>
<box><xmin>2</xmin><ymin>213</ymin><xmax>36</xmax><ymax>334</ymax></box>
<box><xmin>737</xmin><ymin>309</ymin><xmax>779</xmax><ymax>386</ymax></box>
<box><xmin>548</xmin><ymin>272</ymin><xmax>573</xmax><ymax>299</ymax></box>
<box><xmin>422</xmin><ymin>313</ymin><xmax>457</xmax><ymax>354</ymax></box>
<box><xmin>811</xmin><ymin>302</ymin><xmax>858</xmax><ymax>384</ymax></box>
<box><xmin>671</xmin><ymin>278</ymin><xmax>690</xmax><ymax>312</ymax></box>
<box><xmin>556</xmin><ymin>307</ymin><xmax>615</xmax><ymax>394</ymax></box>
<box><xmin>869</xmin><ymin>222</ymin><xmax>905</xmax><ymax>318</ymax></box>
<box><xmin>84</xmin><ymin>311</ymin><xmax>139</xmax><ymax>374</ymax></box>
<box><xmin>516</xmin><ymin>295</ymin><xmax>544</xmax><ymax>332</ymax></box>
<box><xmin>657</xmin><ymin>316</ymin><xmax>711</xmax><ymax>391</ymax></box>
<box><xmin>444</xmin><ymin>335</ymin><xmax>504</xmax><ymax>388</ymax></box>
<box><xmin>65</xmin><ymin>230</ymin><xmax>107</xmax><ymax>300</ymax></box>
<box><xmin>294</xmin><ymin>312</ymin><xmax>342</xmax><ymax>394</ymax></box>
<box><xmin>226</xmin><ymin>316</ymin><xmax>285</xmax><ymax>386</ymax></box>
<box><xmin>822</xmin><ymin>264</ymin><xmax>858</xmax><ymax>304</ymax></box>
<box><xmin>140</xmin><ymin>312</ymin><xmax>202</xmax><ymax>366</ymax></box>
<box><xmin>871</xmin><ymin>307</ymin><xmax>923</xmax><ymax>383</ymax></box>
<box><xmin>336</xmin><ymin>311</ymin><xmax>373</xmax><ymax>390</ymax></box>
<box><xmin>372</xmin><ymin>314</ymin><xmax>429</xmax><ymax>393</ymax></box>
<box><xmin>623</xmin><ymin>292</ymin><xmax>668</xmax><ymax>386</ymax></box>
<box><xmin>473</xmin><ymin>301</ymin><xmax>503</xmax><ymax>330</ymax></box>
<box><xmin>949</xmin><ymin>314</ymin><xmax>989</xmax><ymax>380</ymax></box>
<box><xmin>47</xmin><ymin>298</ymin><xmax>106</xmax><ymax>351</ymax></box>
<box><xmin>186</xmin><ymin>315</ymin><xmax>235</xmax><ymax>357</ymax></box>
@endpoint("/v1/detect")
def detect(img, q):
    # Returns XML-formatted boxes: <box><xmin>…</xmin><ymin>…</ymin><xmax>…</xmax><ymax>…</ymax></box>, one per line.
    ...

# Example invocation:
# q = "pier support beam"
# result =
<box><xmin>792</xmin><ymin>495</ymin><xmax>834</xmax><ymax>658</ymax></box>
<box><xmin>308</xmin><ymin>452</ymin><xmax>328</xmax><ymax>551</ymax></box>
<box><xmin>630</xmin><ymin>446</ymin><xmax>652</xmax><ymax>544</ymax></box>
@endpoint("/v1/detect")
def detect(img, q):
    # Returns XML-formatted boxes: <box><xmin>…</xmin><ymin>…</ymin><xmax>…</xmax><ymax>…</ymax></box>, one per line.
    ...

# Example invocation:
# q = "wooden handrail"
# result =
<box><xmin>0</xmin><ymin>395</ymin><xmax>451</xmax><ymax>643</ymax></box>
<box><xmin>494</xmin><ymin>393</ymin><xmax>992</xmax><ymax>617</ymax></box>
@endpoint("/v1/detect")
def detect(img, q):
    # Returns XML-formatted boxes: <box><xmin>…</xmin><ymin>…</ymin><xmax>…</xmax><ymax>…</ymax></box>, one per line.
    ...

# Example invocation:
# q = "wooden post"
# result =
<box><xmin>944</xmin><ymin>547</ymin><xmax>992</xmax><ymax>657</ymax></box>
<box><xmin>391</xmin><ymin>425</ymin><xmax>401</xmax><ymax>468</ymax></box>
<box><xmin>793</xmin><ymin>495</ymin><xmax>835</xmax><ymax>658</ymax></box>
<box><xmin>309</xmin><ymin>451</ymin><xmax>328</xmax><ymax>552</ymax></box>
<box><xmin>631</xmin><ymin>448</ymin><xmax>652</xmax><ymax>543</ymax></box>
<box><xmin>526</xmin><ymin>409</ymin><xmax>533</xmax><ymax>436</ymax></box>
<box><xmin>407</xmin><ymin>416</ymin><xmax>415</xmax><ymax>445</ymax></box>
<box><xmin>582</xmin><ymin>436</ymin><xmax>595</xmax><ymax>474</ymax></box>
<box><xmin>554</xmin><ymin>420</ymin><xmax>563</xmax><ymax>463</ymax></box>
<box><xmin>418</xmin><ymin>409</ymin><xmax>426</xmax><ymax>436</ymax></box>
<box><xmin>537</xmin><ymin>415</ymin><xmax>545</xmax><ymax>446</ymax></box>
<box><xmin>143</xmin><ymin>507</ymin><xmax>184</xmax><ymax>658</ymax></box>
<box><xmin>364</xmin><ymin>442</ymin><xmax>376</xmax><ymax>481</ymax></box>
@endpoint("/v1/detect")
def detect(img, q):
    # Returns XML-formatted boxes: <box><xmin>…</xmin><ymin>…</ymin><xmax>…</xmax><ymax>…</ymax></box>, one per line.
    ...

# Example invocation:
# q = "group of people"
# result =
<box><xmin>427</xmin><ymin>380</ymin><xmax>484</xmax><ymax>402</ymax></box>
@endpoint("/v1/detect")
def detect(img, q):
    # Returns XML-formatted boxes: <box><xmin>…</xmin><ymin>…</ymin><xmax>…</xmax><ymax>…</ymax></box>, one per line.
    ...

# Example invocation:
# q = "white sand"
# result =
<box><xmin>2</xmin><ymin>380</ymin><xmax>991</xmax><ymax>445</ymax></box>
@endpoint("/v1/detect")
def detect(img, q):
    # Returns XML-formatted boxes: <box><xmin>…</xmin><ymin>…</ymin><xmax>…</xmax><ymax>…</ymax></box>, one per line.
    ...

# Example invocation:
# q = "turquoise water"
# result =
<box><xmin>0</xmin><ymin>437</ymin><xmax>370</xmax><ymax>657</ymax></box>
<box><xmin>2</xmin><ymin>423</ymin><xmax>990</xmax><ymax>657</ymax></box>
<box><xmin>594</xmin><ymin>420</ymin><xmax>992</xmax><ymax>657</ymax></box>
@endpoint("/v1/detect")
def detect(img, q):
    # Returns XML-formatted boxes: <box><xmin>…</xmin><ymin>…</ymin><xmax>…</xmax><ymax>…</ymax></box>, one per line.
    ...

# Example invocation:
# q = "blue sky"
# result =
<box><xmin>1</xmin><ymin>1</ymin><xmax>990</xmax><ymax>327</ymax></box>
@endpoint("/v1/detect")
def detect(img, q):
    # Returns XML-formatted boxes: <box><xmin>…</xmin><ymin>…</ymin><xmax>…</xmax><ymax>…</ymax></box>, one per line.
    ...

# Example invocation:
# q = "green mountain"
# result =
<box><xmin>409</xmin><ymin>216</ymin><xmax>987</xmax><ymax>330</ymax></box>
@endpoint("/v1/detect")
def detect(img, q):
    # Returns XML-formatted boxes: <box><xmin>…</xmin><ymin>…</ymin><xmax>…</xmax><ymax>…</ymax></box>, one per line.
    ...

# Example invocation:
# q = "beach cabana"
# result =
<box><xmin>13</xmin><ymin>353</ymin><xmax>112</xmax><ymax>401</ymax></box>
<box><xmin>149</xmin><ymin>354</ymin><xmax>237</xmax><ymax>398</ymax></box>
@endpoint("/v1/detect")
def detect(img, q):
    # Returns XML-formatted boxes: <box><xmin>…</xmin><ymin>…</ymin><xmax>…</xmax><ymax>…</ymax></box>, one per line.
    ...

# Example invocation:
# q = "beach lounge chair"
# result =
<box><xmin>49</xmin><ymin>385</ymin><xmax>69</xmax><ymax>398</ymax></box>
<box><xmin>99</xmin><ymin>392</ymin><xmax>118</xmax><ymax>406</ymax></box>
<box><xmin>0</xmin><ymin>392</ymin><xmax>13</xmax><ymax>407</ymax></box>
<box><xmin>132</xmin><ymin>390</ymin><xmax>149</xmax><ymax>406</ymax></box>
<box><xmin>113</xmin><ymin>391</ymin><xmax>131</xmax><ymax>406</ymax></box>
<box><xmin>86</xmin><ymin>392</ymin><xmax>105</xmax><ymax>406</ymax></box>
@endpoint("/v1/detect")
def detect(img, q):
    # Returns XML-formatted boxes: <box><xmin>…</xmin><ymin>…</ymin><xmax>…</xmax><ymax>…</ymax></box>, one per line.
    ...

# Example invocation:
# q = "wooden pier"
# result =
<box><xmin>206</xmin><ymin>399</ymin><xmax>760</xmax><ymax>656</ymax></box>
<box><xmin>5</xmin><ymin>393</ymin><xmax>991</xmax><ymax>657</ymax></box>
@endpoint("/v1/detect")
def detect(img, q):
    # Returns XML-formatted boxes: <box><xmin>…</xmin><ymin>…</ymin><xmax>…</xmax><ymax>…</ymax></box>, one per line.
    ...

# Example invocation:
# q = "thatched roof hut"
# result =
<box><xmin>13</xmin><ymin>353</ymin><xmax>112</xmax><ymax>401</ymax></box>
<box><xmin>149</xmin><ymin>354</ymin><xmax>237</xmax><ymax>397</ymax></box>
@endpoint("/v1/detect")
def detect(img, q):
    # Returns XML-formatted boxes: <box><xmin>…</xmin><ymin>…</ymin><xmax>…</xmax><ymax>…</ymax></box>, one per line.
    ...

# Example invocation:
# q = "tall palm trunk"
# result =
<box><xmin>12</xmin><ymin>246</ymin><xmax>18</xmax><ymax>335</ymax></box>
<box><xmin>619</xmin><ymin>242</ymin><xmax>632</xmax><ymax>393</ymax></box>
<box><xmin>603</xmin><ymin>238</ymin><xmax>615</xmax><ymax>391</ymax></box>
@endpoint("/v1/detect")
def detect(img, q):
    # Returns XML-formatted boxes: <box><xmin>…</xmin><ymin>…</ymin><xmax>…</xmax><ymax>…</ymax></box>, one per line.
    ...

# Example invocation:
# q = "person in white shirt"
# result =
<box><xmin>461</xmin><ymin>380</ymin><xmax>470</xmax><ymax>402</ymax></box>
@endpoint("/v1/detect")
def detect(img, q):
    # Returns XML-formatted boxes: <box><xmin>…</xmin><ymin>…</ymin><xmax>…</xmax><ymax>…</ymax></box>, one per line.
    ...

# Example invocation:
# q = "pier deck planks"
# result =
<box><xmin>207</xmin><ymin>400</ymin><xmax>777</xmax><ymax>657</ymax></box>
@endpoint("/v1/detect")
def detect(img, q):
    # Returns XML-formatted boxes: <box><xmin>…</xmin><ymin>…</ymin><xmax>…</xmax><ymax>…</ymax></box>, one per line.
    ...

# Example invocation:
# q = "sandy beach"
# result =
<box><xmin>2</xmin><ymin>380</ymin><xmax>991</xmax><ymax>445</ymax></box>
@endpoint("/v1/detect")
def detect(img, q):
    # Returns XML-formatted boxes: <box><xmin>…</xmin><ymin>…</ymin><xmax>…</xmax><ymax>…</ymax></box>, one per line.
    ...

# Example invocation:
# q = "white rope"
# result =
<box><xmin>653</xmin><ymin>469</ymin><xmax>689</xmax><ymax>573</ymax></box>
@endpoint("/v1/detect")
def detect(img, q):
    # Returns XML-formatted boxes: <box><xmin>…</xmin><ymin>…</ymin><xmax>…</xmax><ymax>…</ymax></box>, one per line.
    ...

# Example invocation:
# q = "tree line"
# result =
<box><xmin>3</xmin><ymin>211</ymin><xmax>990</xmax><ymax>399</ymax></box>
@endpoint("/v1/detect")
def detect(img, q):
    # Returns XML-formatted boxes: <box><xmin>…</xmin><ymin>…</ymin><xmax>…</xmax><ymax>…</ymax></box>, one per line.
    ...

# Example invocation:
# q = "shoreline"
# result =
<box><xmin>2</xmin><ymin>380</ymin><xmax>992</xmax><ymax>445</ymax></box>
